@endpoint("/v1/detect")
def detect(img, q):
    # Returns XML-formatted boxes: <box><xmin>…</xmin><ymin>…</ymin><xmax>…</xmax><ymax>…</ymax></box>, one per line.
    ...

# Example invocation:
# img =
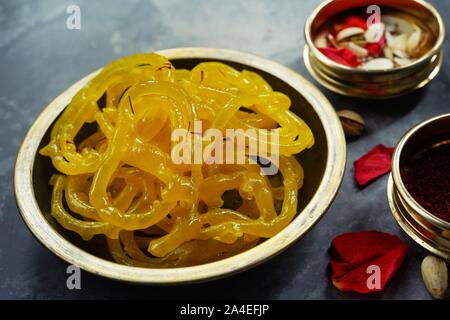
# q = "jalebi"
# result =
<box><xmin>40</xmin><ymin>53</ymin><xmax>314</xmax><ymax>267</ymax></box>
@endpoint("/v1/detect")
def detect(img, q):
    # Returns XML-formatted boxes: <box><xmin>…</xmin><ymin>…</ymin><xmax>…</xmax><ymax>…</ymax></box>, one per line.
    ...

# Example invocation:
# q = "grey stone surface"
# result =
<box><xmin>0</xmin><ymin>0</ymin><xmax>448</xmax><ymax>299</ymax></box>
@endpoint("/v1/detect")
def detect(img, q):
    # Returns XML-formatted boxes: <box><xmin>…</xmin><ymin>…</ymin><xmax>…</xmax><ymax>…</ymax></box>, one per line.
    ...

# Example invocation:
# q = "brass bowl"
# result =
<box><xmin>304</xmin><ymin>0</ymin><xmax>445</xmax><ymax>99</ymax></box>
<box><xmin>14</xmin><ymin>48</ymin><xmax>346</xmax><ymax>284</ymax></box>
<box><xmin>388</xmin><ymin>113</ymin><xmax>450</xmax><ymax>260</ymax></box>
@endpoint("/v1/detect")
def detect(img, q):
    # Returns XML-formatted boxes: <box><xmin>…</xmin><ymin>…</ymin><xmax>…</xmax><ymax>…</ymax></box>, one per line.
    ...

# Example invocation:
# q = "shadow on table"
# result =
<box><xmin>77</xmin><ymin>242</ymin><xmax>301</xmax><ymax>299</ymax></box>
<box><xmin>287</xmin><ymin>56</ymin><xmax>427</xmax><ymax>119</ymax></box>
<box><xmin>324</xmin><ymin>88</ymin><xmax>426</xmax><ymax>116</ymax></box>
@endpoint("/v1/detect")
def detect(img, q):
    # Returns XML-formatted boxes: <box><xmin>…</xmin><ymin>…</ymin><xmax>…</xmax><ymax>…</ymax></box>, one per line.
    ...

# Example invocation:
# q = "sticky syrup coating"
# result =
<box><xmin>40</xmin><ymin>53</ymin><xmax>314</xmax><ymax>267</ymax></box>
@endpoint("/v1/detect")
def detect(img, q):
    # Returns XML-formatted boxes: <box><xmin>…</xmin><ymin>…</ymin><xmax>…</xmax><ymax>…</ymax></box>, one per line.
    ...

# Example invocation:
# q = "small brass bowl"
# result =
<box><xmin>388</xmin><ymin>113</ymin><xmax>450</xmax><ymax>260</ymax></box>
<box><xmin>14</xmin><ymin>48</ymin><xmax>346</xmax><ymax>284</ymax></box>
<box><xmin>304</xmin><ymin>0</ymin><xmax>445</xmax><ymax>99</ymax></box>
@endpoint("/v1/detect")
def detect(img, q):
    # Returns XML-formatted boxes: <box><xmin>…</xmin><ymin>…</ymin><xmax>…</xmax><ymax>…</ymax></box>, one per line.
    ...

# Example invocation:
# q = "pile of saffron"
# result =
<box><xmin>401</xmin><ymin>143</ymin><xmax>450</xmax><ymax>222</ymax></box>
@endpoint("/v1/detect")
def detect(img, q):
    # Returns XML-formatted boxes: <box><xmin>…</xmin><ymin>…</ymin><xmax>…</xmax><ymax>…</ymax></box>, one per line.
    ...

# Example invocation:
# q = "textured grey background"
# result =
<box><xmin>0</xmin><ymin>0</ymin><xmax>449</xmax><ymax>299</ymax></box>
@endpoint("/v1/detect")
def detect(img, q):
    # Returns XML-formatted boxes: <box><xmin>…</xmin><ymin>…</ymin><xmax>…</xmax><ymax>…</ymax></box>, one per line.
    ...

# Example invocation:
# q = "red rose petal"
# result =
<box><xmin>330</xmin><ymin>231</ymin><xmax>408</xmax><ymax>294</ymax></box>
<box><xmin>319</xmin><ymin>47</ymin><xmax>361</xmax><ymax>67</ymax></box>
<box><xmin>365</xmin><ymin>35</ymin><xmax>385</xmax><ymax>57</ymax></box>
<box><xmin>334</xmin><ymin>16</ymin><xmax>368</xmax><ymax>35</ymax></box>
<box><xmin>354</xmin><ymin>144</ymin><xmax>395</xmax><ymax>187</ymax></box>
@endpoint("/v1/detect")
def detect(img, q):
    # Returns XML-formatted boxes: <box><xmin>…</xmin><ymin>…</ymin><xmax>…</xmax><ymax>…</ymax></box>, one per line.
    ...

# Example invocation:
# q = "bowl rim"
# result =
<box><xmin>303</xmin><ymin>45</ymin><xmax>443</xmax><ymax>99</ymax></box>
<box><xmin>386</xmin><ymin>174</ymin><xmax>450</xmax><ymax>260</ymax></box>
<box><xmin>14</xmin><ymin>47</ymin><xmax>346</xmax><ymax>284</ymax></box>
<box><xmin>391</xmin><ymin>113</ymin><xmax>450</xmax><ymax>230</ymax></box>
<box><xmin>304</xmin><ymin>0</ymin><xmax>446</xmax><ymax>74</ymax></box>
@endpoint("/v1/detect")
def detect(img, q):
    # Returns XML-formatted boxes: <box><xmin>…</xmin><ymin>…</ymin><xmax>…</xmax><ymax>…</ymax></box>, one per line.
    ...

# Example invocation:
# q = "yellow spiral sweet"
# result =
<box><xmin>40</xmin><ymin>53</ymin><xmax>314</xmax><ymax>267</ymax></box>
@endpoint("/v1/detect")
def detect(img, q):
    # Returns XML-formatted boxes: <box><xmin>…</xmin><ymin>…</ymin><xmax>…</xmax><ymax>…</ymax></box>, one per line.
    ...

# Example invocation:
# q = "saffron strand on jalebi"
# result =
<box><xmin>41</xmin><ymin>53</ymin><xmax>314</xmax><ymax>267</ymax></box>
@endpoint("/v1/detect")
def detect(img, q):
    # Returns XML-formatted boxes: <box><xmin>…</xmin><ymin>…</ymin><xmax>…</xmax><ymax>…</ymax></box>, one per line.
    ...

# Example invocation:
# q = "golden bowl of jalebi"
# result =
<box><xmin>14</xmin><ymin>48</ymin><xmax>345</xmax><ymax>284</ymax></box>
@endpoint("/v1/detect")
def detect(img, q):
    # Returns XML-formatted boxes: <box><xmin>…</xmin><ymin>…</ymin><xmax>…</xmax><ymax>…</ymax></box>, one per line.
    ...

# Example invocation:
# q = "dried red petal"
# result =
<box><xmin>330</xmin><ymin>231</ymin><xmax>408</xmax><ymax>294</ymax></box>
<box><xmin>365</xmin><ymin>35</ymin><xmax>386</xmax><ymax>57</ymax></box>
<box><xmin>354</xmin><ymin>144</ymin><xmax>395</xmax><ymax>187</ymax></box>
<box><xmin>319</xmin><ymin>47</ymin><xmax>361</xmax><ymax>67</ymax></box>
<box><xmin>334</xmin><ymin>16</ymin><xmax>368</xmax><ymax>35</ymax></box>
